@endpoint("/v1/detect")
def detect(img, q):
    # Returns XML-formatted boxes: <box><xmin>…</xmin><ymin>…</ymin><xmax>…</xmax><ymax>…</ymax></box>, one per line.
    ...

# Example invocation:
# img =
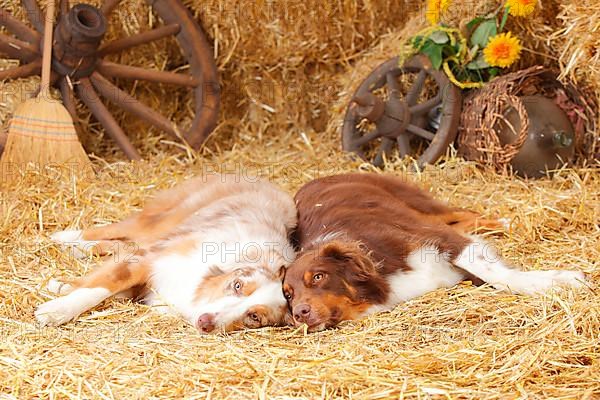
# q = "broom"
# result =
<box><xmin>0</xmin><ymin>0</ymin><xmax>93</xmax><ymax>183</ymax></box>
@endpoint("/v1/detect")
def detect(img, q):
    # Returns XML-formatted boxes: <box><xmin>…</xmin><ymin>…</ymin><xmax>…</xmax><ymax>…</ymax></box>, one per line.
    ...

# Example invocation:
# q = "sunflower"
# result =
<box><xmin>506</xmin><ymin>0</ymin><xmax>536</xmax><ymax>17</ymax></box>
<box><xmin>426</xmin><ymin>0</ymin><xmax>452</xmax><ymax>25</ymax></box>
<box><xmin>483</xmin><ymin>32</ymin><xmax>522</xmax><ymax>68</ymax></box>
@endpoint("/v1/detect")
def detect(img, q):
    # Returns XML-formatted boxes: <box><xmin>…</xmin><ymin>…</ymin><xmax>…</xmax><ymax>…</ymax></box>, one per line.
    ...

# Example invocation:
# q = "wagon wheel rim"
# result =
<box><xmin>0</xmin><ymin>0</ymin><xmax>220</xmax><ymax>160</ymax></box>
<box><xmin>341</xmin><ymin>55</ymin><xmax>462</xmax><ymax>168</ymax></box>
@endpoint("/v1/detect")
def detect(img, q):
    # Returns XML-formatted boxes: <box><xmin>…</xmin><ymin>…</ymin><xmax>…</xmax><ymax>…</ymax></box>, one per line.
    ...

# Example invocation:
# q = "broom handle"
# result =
<box><xmin>40</xmin><ymin>0</ymin><xmax>55</xmax><ymax>98</ymax></box>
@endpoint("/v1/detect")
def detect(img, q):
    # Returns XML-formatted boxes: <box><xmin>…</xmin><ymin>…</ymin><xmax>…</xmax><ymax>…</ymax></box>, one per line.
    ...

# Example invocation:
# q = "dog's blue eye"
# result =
<box><xmin>234</xmin><ymin>281</ymin><xmax>242</xmax><ymax>292</ymax></box>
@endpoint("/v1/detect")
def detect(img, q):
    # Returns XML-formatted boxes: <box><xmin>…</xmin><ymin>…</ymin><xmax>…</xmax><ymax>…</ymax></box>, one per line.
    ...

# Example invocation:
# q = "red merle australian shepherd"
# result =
<box><xmin>283</xmin><ymin>173</ymin><xmax>587</xmax><ymax>332</ymax></box>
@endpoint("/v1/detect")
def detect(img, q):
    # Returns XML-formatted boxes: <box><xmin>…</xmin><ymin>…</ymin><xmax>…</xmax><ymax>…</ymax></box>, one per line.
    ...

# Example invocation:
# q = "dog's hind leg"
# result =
<box><xmin>53</xmin><ymin>174</ymin><xmax>260</xmax><ymax>249</ymax></box>
<box><xmin>35</xmin><ymin>258</ymin><xmax>151</xmax><ymax>326</ymax></box>
<box><xmin>442</xmin><ymin>210</ymin><xmax>507</xmax><ymax>234</ymax></box>
<box><xmin>453</xmin><ymin>236</ymin><xmax>586</xmax><ymax>295</ymax></box>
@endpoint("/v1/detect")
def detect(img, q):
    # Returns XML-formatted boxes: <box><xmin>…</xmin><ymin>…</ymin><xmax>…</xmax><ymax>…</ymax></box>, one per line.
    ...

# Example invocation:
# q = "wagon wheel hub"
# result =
<box><xmin>353</xmin><ymin>90</ymin><xmax>411</xmax><ymax>140</ymax></box>
<box><xmin>52</xmin><ymin>4</ymin><xmax>107</xmax><ymax>79</ymax></box>
<box><xmin>342</xmin><ymin>55</ymin><xmax>462</xmax><ymax>168</ymax></box>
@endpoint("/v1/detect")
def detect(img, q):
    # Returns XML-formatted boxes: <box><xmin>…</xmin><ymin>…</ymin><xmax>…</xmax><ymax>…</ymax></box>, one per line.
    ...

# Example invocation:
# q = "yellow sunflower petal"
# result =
<box><xmin>483</xmin><ymin>32</ymin><xmax>522</xmax><ymax>68</ymax></box>
<box><xmin>426</xmin><ymin>0</ymin><xmax>452</xmax><ymax>25</ymax></box>
<box><xmin>506</xmin><ymin>0</ymin><xmax>536</xmax><ymax>17</ymax></box>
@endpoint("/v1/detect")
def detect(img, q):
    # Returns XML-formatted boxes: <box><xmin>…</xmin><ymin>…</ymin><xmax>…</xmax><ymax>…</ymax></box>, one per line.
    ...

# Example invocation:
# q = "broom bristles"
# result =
<box><xmin>0</xmin><ymin>97</ymin><xmax>94</xmax><ymax>183</ymax></box>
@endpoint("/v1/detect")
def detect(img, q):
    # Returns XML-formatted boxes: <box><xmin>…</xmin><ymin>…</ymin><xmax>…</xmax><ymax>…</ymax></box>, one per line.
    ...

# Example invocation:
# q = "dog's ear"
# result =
<box><xmin>319</xmin><ymin>241</ymin><xmax>376</xmax><ymax>277</ymax></box>
<box><xmin>320</xmin><ymin>241</ymin><xmax>388</xmax><ymax>303</ymax></box>
<box><xmin>283</xmin><ymin>307</ymin><xmax>295</xmax><ymax>326</ymax></box>
<box><xmin>277</xmin><ymin>265</ymin><xmax>286</xmax><ymax>281</ymax></box>
<box><xmin>206</xmin><ymin>265</ymin><xmax>225</xmax><ymax>278</ymax></box>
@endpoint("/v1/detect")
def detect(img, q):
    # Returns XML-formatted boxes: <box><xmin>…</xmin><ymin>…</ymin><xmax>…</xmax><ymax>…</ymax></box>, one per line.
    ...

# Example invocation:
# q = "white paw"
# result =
<box><xmin>499</xmin><ymin>270</ymin><xmax>586</xmax><ymax>295</ymax></box>
<box><xmin>51</xmin><ymin>229</ymin><xmax>83</xmax><ymax>243</ymax></box>
<box><xmin>50</xmin><ymin>229</ymin><xmax>98</xmax><ymax>259</ymax></box>
<box><xmin>35</xmin><ymin>287</ymin><xmax>110</xmax><ymax>327</ymax></box>
<box><xmin>35</xmin><ymin>297</ymin><xmax>80</xmax><ymax>326</ymax></box>
<box><xmin>46</xmin><ymin>279</ymin><xmax>73</xmax><ymax>295</ymax></box>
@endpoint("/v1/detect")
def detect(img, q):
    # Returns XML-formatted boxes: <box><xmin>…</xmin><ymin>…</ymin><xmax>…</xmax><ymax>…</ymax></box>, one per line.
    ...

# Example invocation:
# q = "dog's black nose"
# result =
<box><xmin>293</xmin><ymin>304</ymin><xmax>311</xmax><ymax>322</ymax></box>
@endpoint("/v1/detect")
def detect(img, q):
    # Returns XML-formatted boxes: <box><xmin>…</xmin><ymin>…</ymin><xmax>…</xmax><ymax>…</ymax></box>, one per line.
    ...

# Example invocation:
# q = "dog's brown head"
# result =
<box><xmin>282</xmin><ymin>241</ymin><xmax>389</xmax><ymax>332</ymax></box>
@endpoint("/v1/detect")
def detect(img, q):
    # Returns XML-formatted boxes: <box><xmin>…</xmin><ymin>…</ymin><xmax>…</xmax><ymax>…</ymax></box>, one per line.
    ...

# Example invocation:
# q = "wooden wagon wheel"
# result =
<box><xmin>0</xmin><ymin>0</ymin><xmax>219</xmax><ymax>160</ymax></box>
<box><xmin>342</xmin><ymin>55</ymin><xmax>462</xmax><ymax>168</ymax></box>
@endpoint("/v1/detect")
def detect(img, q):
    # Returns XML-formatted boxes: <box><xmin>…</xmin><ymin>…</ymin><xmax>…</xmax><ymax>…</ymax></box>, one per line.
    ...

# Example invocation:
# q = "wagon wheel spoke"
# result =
<box><xmin>409</xmin><ymin>95</ymin><xmax>442</xmax><ymax>115</ymax></box>
<box><xmin>77</xmin><ymin>78</ymin><xmax>141</xmax><ymax>160</ymax></box>
<box><xmin>90</xmin><ymin>72</ymin><xmax>179</xmax><ymax>139</ymax></box>
<box><xmin>406</xmin><ymin>124</ymin><xmax>435</xmax><ymax>141</ymax></box>
<box><xmin>373</xmin><ymin>137</ymin><xmax>394</xmax><ymax>166</ymax></box>
<box><xmin>97</xmin><ymin>60</ymin><xmax>199</xmax><ymax>87</ymax></box>
<box><xmin>385</xmin><ymin>72</ymin><xmax>400</xmax><ymax>95</ymax></box>
<box><xmin>98</xmin><ymin>24</ymin><xmax>181</xmax><ymax>56</ymax></box>
<box><xmin>0</xmin><ymin>33</ymin><xmax>39</xmax><ymax>61</ymax></box>
<box><xmin>406</xmin><ymin>70</ymin><xmax>427</xmax><ymax>106</ymax></box>
<box><xmin>0</xmin><ymin>59</ymin><xmax>41</xmax><ymax>81</ymax></box>
<box><xmin>59</xmin><ymin>77</ymin><xmax>82</xmax><ymax>134</ymax></box>
<box><xmin>32</xmin><ymin>71</ymin><xmax>60</xmax><ymax>97</ymax></box>
<box><xmin>0</xmin><ymin>8</ymin><xmax>41</xmax><ymax>43</ymax></box>
<box><xmin>354</xmin><ymin>128</ymin><xmax>381</xmax><ymax>146</ymax></box>
<box><xmin>397</xmin><ymin>134</ymin><xmax>411</xmax><ymax>157</ymax></box>
<box><xmin>21</xmin><ymin>0</ymin><xmax>44</xmax><ymax>32</ymax></box>
<box><xmin>59</xmin><ymin>0</ymin><xmax>70</xmax><ymax>16</ymax></box>
<box><xmin>59</xmin><ymin>78</ymin><xmax>77</xmax><ymax>121</ymax></box>
<box><xmin>101</xmin><ymin>0</ymin><xmax>121</xmax><ymax>16</ymax></box>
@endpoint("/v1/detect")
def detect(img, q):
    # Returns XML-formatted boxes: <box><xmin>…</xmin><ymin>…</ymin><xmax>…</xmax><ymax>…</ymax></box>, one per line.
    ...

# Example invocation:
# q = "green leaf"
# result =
<box><xmin>412</xmin><ymin>35</ymin><xmax>424</xmax><ymax>47</ymax></box>
<box><xmin>499</xmin><ymin>7</ymin><xmax>509</xmax><ymax>32</ymax></box>
<box><xmin>488</xmin><ymin>67</ymin><xmax>500</xmax><ymax>77</ymax></box>
<box><xmin>466</xmin><ymin>16</ymin><xmax>485</xmax><ymax>31</ymax></box>
<box><xmin>466</xmin><ymin>56</ymin><xmax>490</xmax><ymax>70</ymax></box>
<box><xmin>420</xmin><ymin>41</ymin><xmax>444</xmax><ymax>69</ymax></box>
<box><xmin>470</xmin><ymin>19</ymin><xmax>497</xmax><ymax>48</ymax></box>
<box><xmin>429</xmin><ymin>30</ymin><xmax>449</xmax><ymax>44</ymax></box>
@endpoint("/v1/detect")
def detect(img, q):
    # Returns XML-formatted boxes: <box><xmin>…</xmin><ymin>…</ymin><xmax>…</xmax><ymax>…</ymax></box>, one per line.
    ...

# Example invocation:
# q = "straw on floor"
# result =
<box><xmin>0</xmin><ymin>135</ymin><xmax>599</xmax><ymax>398</ymax></box>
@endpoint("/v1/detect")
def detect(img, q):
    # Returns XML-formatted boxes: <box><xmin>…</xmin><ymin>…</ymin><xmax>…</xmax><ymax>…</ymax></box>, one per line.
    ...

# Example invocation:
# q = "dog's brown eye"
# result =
<box><xmin>249</xmin><ymin>312</ymin><xmax>260</xmax><ymax>322</ymax></box>
<box><xmin>233</xmin><ymin>280</ymin><xmax>242</xmax><ymax>293</ymax></box>
<box><xmin>313</xmin><ymin>273</ymin><xmax>324</xmax><ymax>282</ymax></box>
<box><xmin>284</xmin><ymin>291</ymin><xmax>292</xmax><ymax>300</ymax></box>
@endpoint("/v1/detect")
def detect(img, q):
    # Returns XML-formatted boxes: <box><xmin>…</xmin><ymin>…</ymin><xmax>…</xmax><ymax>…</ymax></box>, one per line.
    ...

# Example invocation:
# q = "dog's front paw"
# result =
<box><xmin>35</xmin><ymin>297</ymin><xmax>80</xmax><ymax>327</ymax></box>
<box><xmin>51</xmin><ymin>229</ymin><xmax>83</xmax><ymax>243</ymax></box>
<box><xmin>50</xmin><ymin>229</ymin><xmax>98</xmax><ymax>259</ymax></box>
<box><xmin>46</xmin><ymin>279</ymin><xmax>73</xmax><ymax>295</ymax></box>
<box><xmin>505</xmin><ymin>270</ymin><xmax>587</xmax><ymax>295</ymax></box>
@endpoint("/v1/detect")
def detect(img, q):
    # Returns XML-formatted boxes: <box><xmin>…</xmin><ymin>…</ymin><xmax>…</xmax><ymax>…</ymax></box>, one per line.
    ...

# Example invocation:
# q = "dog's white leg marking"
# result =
<box><xmin>454</xmin><ymin>237</ymin><xmax>586</xmax><ymax>295</ymax></box>
<box><xmin>51</xmin><ymin>229</ymin><xmax>83</xmax><ymax>243</ymax></box>
<box><xmin>35</xmin><ymin>288</ymin><xmax>111</xmax><ymax>326</ymax></box>
<box><xmin>50</xmin><ymin>229</ymin><xmax>99</xmax><ymax>259</ymax></box>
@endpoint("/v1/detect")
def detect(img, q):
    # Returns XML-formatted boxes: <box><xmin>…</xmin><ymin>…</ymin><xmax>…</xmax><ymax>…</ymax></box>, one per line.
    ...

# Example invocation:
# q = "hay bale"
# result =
<box><xmin>328</xmin><ymin>1</ymin><xmax>600</xmax><ymax>165</ymax></box>
<box><xmin>554</xmin><ymin>0</ymin><xmax>600</xmax><ymax>158</ymax></box>
<box><xmin>0</xmin><ymin>0</ymin><xmax>420</xmax><ymax>159</ymax></box>
<box><xmin>555</xmin><ymin>0</ymin><xmax>600</xmax><ymax>87</ymax></box>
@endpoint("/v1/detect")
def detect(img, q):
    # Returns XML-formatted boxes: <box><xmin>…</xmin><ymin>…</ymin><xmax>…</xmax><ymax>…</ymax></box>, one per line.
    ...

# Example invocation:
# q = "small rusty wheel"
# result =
<box><xmin>342</xmin><ymin>55</ymin><xmax>462</xmax><ymax>168</ymax></box>
<box><xmin>0</xmin><ymin>0</ymin><xmax>219</xmax><ymax>160</ymax></box>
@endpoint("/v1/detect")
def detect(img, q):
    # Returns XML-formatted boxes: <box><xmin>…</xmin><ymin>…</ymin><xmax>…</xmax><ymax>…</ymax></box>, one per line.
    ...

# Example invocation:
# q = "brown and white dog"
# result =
<box><xmin>36</xmin><ymin>174</ymin><xmax>297</xmax><ymax>333</ymax></box>
<box><xmin>283</xmin><ymin>173</ymin><xmax>587</xmax><ymax>332</ymax></box>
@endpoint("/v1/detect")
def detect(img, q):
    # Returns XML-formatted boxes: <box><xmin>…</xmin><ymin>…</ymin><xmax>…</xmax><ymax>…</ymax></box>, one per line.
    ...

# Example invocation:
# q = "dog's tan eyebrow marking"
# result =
<box><xmin>240</xmin><ymin>281</ymin><xmax>257</xmax><ymax>296</ymax></box>
<box><xmin>303</xmin><ymin>271</ymin><xmax>313</xmax><ymax>285</ymax></box>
